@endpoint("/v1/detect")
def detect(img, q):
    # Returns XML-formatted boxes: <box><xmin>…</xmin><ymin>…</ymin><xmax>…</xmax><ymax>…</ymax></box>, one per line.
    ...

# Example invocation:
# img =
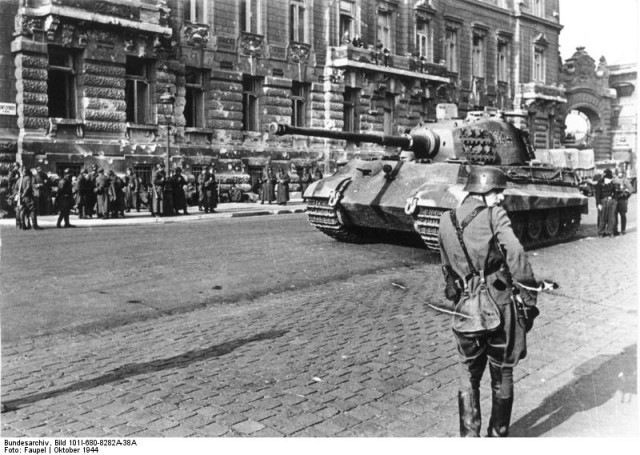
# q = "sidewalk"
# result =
<box><xmin>0</xmin><ymin>199</ymin><xmax>307</xmax><ymax>228</ymax></box>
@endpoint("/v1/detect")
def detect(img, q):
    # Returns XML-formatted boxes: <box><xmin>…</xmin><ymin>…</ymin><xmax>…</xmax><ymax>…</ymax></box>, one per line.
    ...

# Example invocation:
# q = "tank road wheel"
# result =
<box><xmin>526</xmin><ymin>213</ymin><xmax>544</xmax><ymax>242</ymax></box>
<box><xmin>306</xmin><ymin>198</ymin><xmax>367</xmax><ymax>244</ymax></box>
<box><xmin>560</xmin><ymin>208</ymin><xmax>581</xmax><ymax>239</ymax></box>
<box><xmin>508</xmin><ymin>212</ymin><xmax>526</xmax><ymax>243</ymax></box>
<box><xmin>543</xmin><ymin>210</ymin><xmax>561</xmax><ymax>239</ymax></box>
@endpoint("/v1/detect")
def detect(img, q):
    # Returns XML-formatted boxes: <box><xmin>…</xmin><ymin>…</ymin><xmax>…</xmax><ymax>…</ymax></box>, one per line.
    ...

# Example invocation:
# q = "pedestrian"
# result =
<box><xmin>260</xmin><ymin>166</ymin><xmax>276</xmax><ymax>204</ymax></box>
<box><xmin>438</xmin><ymin>166</ymin><xmax>539</xmax><ymax>437</ymax></box>
<box><xmin>77</xmin><ymin>168</ymin><xmax>91</xmax><ymax>218</ymax></box>
<box><xmin>56</xmin><ymin>168</ymin><xmax>75</xmax><ymax>228</ymax></box>
<box><xmin>594</xmin><ymin>168</ymin><xmax>617</xmax><ymax>237</ymax></box>
<box><xmin>86</xmin><ymin>164</ymin><xmax>97</xmax><ymax>218</ymax></box>
<box><xmin>151</xmin><ymin>163</ymin><xmax>166</xmax><ymax>216</ymax></box>
<box><xmin>276</xmin><ymin>168</ymin><xmax>290</xmax><ymax>205</ymax></box>
<box><xmin>300</xmin><ymin>168</ymin><xmax>312</xmax><ymax>200</ymax></box>
<box><xmin>124</xmin><ymin>167</ymin><xmax>141</xmax><ymax>212</ymax></box>
<box><xmin>8</xmin><ymin>163</ymin><xmax>22</xmax><ymax>228</ymax></box>
<box><xmin>313</xmin><ymin>167</ymin><xmax>323</xmax><ymax>181</ymax></box>
<box><xmin>33</xmin><ymin>164</ymin><xmax>50</xmax><ymax>216</ymax></box>
<box><xmin>95</xmin><ymin>168</ymin><xmax>110</xmax><ymax>218</ymax></box>
<box><xmin>171</xmin><ymin>167</ymin><xmax>188</xmax><ymax>215</ymax></box>
<box><xmin>613</xmin><ymin>169</ymin><xmax>633</xmax><ymax>236</ymax></box>
<box><xmin>108</xmin><ymin>170</ymin><xmax>125</xmax><ymax>218</ymax></box>
<box><xmin>18</xmin><ymin>166</ymin><xmax>41</xmax><ymax>230</ymax></box>
<box><xmin>202</xmin><ymin>166</ymin><xmax>218</xmax><ymax>213</ymax></box>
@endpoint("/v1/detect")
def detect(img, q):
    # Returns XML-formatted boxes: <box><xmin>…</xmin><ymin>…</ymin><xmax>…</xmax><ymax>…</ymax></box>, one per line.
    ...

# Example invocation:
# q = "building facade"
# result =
<box><xmin>0</xmin><ymin>0</ymin><xmax>567</xmax><ymax>194</ymax></box>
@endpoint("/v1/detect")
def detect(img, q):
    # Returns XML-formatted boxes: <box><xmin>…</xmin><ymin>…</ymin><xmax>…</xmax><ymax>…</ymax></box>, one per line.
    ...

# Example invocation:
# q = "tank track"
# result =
<box><xmin>306</xmin><ymin>198</ymin><xmax>366</xmax><ymax>243</ymax></box>
<box><xmin>412</xmin><ymin>205</ymin><xmax>583</xmax><ymax>252</ymax></box>
<box><xmin>413</xmin><ymin>206</ymin><xmax>448</xmax><ymax>251</ymax></box>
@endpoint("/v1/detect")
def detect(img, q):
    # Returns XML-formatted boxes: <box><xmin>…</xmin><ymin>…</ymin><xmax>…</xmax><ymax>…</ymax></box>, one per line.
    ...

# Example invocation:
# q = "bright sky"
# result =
<box><xmin>559</xmin><ymin>0</ymin><xmax>639</xmax><ymax>65</ymax></box>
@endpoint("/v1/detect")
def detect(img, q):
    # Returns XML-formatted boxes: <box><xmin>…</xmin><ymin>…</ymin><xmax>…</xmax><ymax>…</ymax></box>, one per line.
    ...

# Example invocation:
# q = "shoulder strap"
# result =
<box><xmin>450</xmin><ymin>205</ymin><xmax>486</xmax><ymax>277</ymax></box>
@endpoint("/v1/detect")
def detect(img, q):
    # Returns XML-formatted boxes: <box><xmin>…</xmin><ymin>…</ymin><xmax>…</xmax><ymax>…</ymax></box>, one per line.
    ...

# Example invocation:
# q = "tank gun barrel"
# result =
<box><xmin>269</xmin><ymin>123</ymin><xmax>439</xmax><ymax>159</ymax></box>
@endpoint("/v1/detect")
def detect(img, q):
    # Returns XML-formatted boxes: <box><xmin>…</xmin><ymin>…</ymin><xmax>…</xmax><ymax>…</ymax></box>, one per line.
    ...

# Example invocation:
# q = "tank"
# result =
<box><xmin>269</xmin><ymin>109</ymin><xmax>589</xmax><ymax>251</ymax></box>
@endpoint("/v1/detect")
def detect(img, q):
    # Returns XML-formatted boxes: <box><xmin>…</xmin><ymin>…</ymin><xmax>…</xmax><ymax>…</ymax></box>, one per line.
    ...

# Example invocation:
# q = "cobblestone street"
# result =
<box><xmin>1</xmin><ymin>200</ymin><xmax>637</xmax><ymax>438</ymax></box>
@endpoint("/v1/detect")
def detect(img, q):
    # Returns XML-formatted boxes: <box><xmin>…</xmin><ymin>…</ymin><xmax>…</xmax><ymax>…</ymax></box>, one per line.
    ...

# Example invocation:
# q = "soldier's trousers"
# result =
<box><xmin>615</xmin><ymin>198</ymin><xmax>628</xmax><ymax>234</ymax></box>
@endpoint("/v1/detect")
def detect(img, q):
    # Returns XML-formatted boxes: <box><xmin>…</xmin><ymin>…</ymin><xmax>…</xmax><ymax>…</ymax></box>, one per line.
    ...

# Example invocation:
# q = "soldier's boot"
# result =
<box><xmin>487</xmin><ymin>393</ymin><xmax>513</xmax><ymax>437</ymax></box>
<box><xmin>458</xmin><ymin>390</ymin><xmax>481</xmax><ymax>437</ymax></box>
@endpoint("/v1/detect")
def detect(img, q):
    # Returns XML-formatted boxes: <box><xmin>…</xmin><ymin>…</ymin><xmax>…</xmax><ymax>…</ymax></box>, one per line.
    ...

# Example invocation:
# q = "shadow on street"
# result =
<box><xmin>2</xmin><ymin>329</ymin><xmax>288</xmax><ymax>413</ymax></box>
<box><xmin>510</xmin><ymin>344</ymin><xmax>637</xmax><ymax>437</ymax></box>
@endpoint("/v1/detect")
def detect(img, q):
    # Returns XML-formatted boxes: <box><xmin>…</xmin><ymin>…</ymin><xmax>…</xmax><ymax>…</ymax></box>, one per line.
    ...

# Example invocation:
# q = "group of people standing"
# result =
<box><xmin>594</xmin><ymin>168</ymin><xmax>634</xmax><ymax>237</ymax></box>
<box><xmin>148</xmin><ymin>163</ymin><xmax>218</xmax><ymax>216</ymax></box>
<box><xmin>256</xmin><ymin>166</ymin><xmax>323</xmax><ymax>205</ymax></box>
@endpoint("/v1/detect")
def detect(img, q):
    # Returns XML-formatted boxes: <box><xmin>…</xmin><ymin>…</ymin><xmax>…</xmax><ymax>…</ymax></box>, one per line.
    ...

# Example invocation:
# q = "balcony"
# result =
<box><xmin>21</xmin><ymin>0</ymin><xmax>171</xmax><ymax>37</ymax></box>
<box><xmin>521</xmin><ymin>82</ymin><xmax>567</xmax><ymax>103</ymax></box>
<box><xmin>328</xmin><ymin>45</ymin><xmax>450</xmax><ymax>83</ymax></box>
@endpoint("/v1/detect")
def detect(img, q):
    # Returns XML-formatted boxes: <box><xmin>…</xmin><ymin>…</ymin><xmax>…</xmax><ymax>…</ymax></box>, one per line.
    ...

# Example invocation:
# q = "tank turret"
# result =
<box><xmin>270</xmin><ymin>111</ymin><xmax>588</xmax><ymax>252</ymax></box>
<box><xmin>269</xmin><ymin>123</ymin><xmax>439</xmax><ymax>160</ymax></box>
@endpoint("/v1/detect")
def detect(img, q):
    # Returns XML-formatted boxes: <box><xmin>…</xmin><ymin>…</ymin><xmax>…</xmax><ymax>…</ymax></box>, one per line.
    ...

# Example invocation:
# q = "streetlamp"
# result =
<box><xmin>159</xmin><ymin>85</ymin><xmax>175</xmax><ymax>173</ymax></box>
<box><xmin>159</xmin><ymin>86</ymin><xmax>175</xmax><ymax>215</ymax></box>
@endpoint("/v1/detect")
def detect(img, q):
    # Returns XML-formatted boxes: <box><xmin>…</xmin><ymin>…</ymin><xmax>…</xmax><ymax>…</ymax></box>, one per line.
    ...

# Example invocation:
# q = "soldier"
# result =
<box><xmin>260</xmin><ymin>166</ymin><xmax>276</xmax><ymax>204</ymax></box>
<box><xmin>95</xmin><ymin>168</ymin><xmax>111</xmax><ymax>218</ymax></box>
<box><xmin>202</xmin><ymin>166</ymin><xmax>218</xmax><ymax>213</ymax></box>
<box><xmin>124</xmin><ymin>167</ymin><xmax>141</xmax><ymax>212</ymax></box>
<box><xmin>56</xmin><ymin>168</ymin><xmax>75</xmax><ymax>228</ymax></box>
<box><xmin>33</xmin><ymin>165</ymin><xmax>50</xmax><ymax>216</ymax></box>
<box><xmin>151</xmin><ymin>163</ymin><xmax>166</xmax><ymax>216</ymax></box>
<box><xmin>438</xmin><ymin>166</ymin><xmax>538</xmax><ymax>437</ymax></box>
<box><xmin>77</xmin><ymin>168</ymin><xmax>91</xmax><ymax>218</ymax></box>
<box><xmin>613</xmin><ymin>168</ymin><xmax>633</xmax><ymax>235</ymax></box>
<box><xmin>108</xmin><ymin>170</ymin><xmax>125</xmax><ymax>218</ymax></box>
<box><xmin>86</xmin><ymin>164</ymin><xmax>98</xmax><ymax>218</ymax></box>
<box><xmin>18</xmin><ymin>166</ymin><xmax>41</xmax><ymax>230</ymax></box>
<box><xmin>8</xmin><ymin>163</ymin><xmax>22</xmax><ymax>228</ymax></box>
<box><xmin>171</xmin><ymin>167</ymin><xmax>188</xmax><ymax>215</ymax></box>
<box><xmin>594</xmin><ymin>168</ymin><xmax>618</xmax><ymax>237</ymax></box>
<box><xmin>300</xmin><ymin>168</ymin><xmax>312</xmax><ymax>201</ymax></box>
<box><xmin>276</xmin><ymin>168</ymin><xmax>290</xmax><ymax>205</ymax></box>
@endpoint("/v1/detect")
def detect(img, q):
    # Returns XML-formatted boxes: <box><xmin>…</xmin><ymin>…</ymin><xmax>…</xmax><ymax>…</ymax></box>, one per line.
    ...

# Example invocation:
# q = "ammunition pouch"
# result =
<box><xmin>443</xmin><ymin>265</ymin><xmax>462</xmax><ymax>303</ymax></box>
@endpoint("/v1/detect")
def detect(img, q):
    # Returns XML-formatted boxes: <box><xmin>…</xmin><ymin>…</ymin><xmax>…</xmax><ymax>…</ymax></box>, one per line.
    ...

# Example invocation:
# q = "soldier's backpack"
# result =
<box><xmin>449</xmin><ymin>206</ymin><xmax>502</xmax><ymax>336</ymax></box>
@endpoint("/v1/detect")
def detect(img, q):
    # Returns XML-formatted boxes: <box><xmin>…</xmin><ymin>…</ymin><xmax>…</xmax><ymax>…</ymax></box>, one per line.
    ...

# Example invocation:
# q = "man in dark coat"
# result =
<box><xmin>95</xmin><ymin>168</ymin><xmax>111</xmax><ymax>218</ymax></box>
<box><xmin>124</xmin><ymin>168</ymin><xmax>141</xmax><ymax>212</ymax></box>
<box><xmin>33</xmin><ymin>165</ymin><xmax>50</xmax><ymax>216</ymax></box>
<box><xmin>171</xmin><ymin>167</ymin><xmax>188</xmax><ymax>215</ymax></box>
<box><xmin>151</xmin><ymin>163</ymin><xmax>166</xmax><ymax>216</ymax></box>
<box><xmin>300</xmin><ymin>168</ymin><xmax>312</xmax><ymax>200</ymax></box>
<box><xmin>594</xmin><ymin>168</ymin><xmax>617</xmax><ymax>237</ymax></box>
<box><xmin>77</xmin><ymin>168</ymin><xmax>91</xmax><ymax>218</ymax></box>
<box><xmin>56</xmin><ymin>169</ymin><xmax>75</xmax><ymax>228</ymax></box>
<box><xmin>438</xmin><ymin>166</ymin><xmax>538</xmax><ymax>437</ymax></box>
<box><xmin>202</xmin><ymin>166</ymin><xmax>218</xmax><ymax>213</ymax></box>
<box><xmin>108</xmin><ymin>170</ymin><xmax>126</xmax><ymax>218</ymax></box>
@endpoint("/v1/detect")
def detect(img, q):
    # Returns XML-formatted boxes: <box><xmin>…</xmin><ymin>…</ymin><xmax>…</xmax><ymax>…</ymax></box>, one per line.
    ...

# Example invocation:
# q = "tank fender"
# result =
<box><xmin>304</xmin><ymin>176</ymin><xmax>353</xmax><ymax>200</ymax></box>
<box><xmin>409</xmin><ymin>183</ymin><xmax>468</xmax><ymax>210</ymax></box>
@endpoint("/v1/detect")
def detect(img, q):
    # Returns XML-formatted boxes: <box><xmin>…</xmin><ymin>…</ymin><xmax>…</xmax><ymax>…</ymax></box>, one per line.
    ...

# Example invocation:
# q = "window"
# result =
<box><xmin>472</xmin><ymin>32</ymin><xmax>485</xmax><ymax>78</ymax></box>
<box><xmin>48</xmin><ymin>47</ymin><xmax>77</xmax><ymax>119</ymax></box>
<box><xmin>185</xmin><ymin>68</ymin><xmax>206</xmax><ymax>128</ymax></box>
<box><xmin>343</xmin><ymin>87</ymin><xmax>360</xmax><ymax>133</ymax></box>
<box><xmin>125</xmin><ymin>57</ymin><xmax>150</xmax><ymax>124</ymax></box>
<box><xmin>242</xmin><ymin>75</ymin><xmax>261</xmax><ymax>132</ymax></box>
<box><xmin>291</xmin><ymin>82</ymin><xmax>308</xmax><ymax>127</ymax></box>
<box><xmin>444</xmin><ymin>28</ymin><xmax>458</xmax><ymax>72</ymax></box>
<box><xmin>290</xmin><ymin>0</ymin><xmax>308</xmax><ymax>43</ymax></box>
<box><xmin>497</xmin><ymin>39</ymin><xmax>510</xmax><ymax>82</ymax></box>
<box><xmin>134</xmin><ymin>164</ymin><xmax>153</xmax><ymax>188</ymax></box>
<box><xmin>183</xmin><ymin>0</ymin><xmax>207</xmax><ymax>23</ymax></box>
<box><xmin>241</xmin><ymin>0</ymin><xmax>262</xmax><ymax>34</ymax></box>
<box><xmin>534</xmin><ymin>46</ymin><xmax>546</xmax><ymax>82</ymax></box>
<box><xmin>532</xmin><ymin>0</ymin><xmax>544</xmax><ymax>17</ymax></box>
<box><xmin>377</xmin><ymin>10</ymin><xmax>392</xmax><ymax>50</ymax></box>
<box><xmin>416</xmin><ymin>18</ymin><xmax>433</xmax><ymax>62</ymax></box>
<box><xmin>339</xmin><ymin>1</ymin><xmax>355</xmax><ymax>44</ymax></box>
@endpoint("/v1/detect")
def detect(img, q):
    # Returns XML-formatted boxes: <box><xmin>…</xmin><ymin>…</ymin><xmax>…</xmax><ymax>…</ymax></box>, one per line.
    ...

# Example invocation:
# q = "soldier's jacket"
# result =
<box><xmin>32</xmin><ymin>171</ymin><xmax>49</xmax><ymax>198</ymax></box>
<box><xmin>19</xmin><ymin>175</ymin><xmax>34</xmax><ymax>200</ymax></box>
<box><xmin>95</xmin><ymin>174</ymin><xmax>110</xmax><ymax>193</ymax></box>
<box><xmin>439</xmin><ymin>197</ymin><xmax>537</xmax><ymax>307</ymax></box>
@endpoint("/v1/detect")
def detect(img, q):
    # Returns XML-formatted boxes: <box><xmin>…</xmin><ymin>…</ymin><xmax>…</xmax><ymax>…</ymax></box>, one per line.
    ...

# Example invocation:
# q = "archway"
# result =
<box><xmin>564</xmin><ymin>107</ymin><xmax>600</xmax><ymax>149</ymax></box>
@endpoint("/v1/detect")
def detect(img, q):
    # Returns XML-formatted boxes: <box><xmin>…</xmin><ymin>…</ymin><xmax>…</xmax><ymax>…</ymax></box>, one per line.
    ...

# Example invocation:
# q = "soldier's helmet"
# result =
<box><xmin>463</xmin><ymin>166</ymin><xmax>508</xmax><ymax>194</ymax></box>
